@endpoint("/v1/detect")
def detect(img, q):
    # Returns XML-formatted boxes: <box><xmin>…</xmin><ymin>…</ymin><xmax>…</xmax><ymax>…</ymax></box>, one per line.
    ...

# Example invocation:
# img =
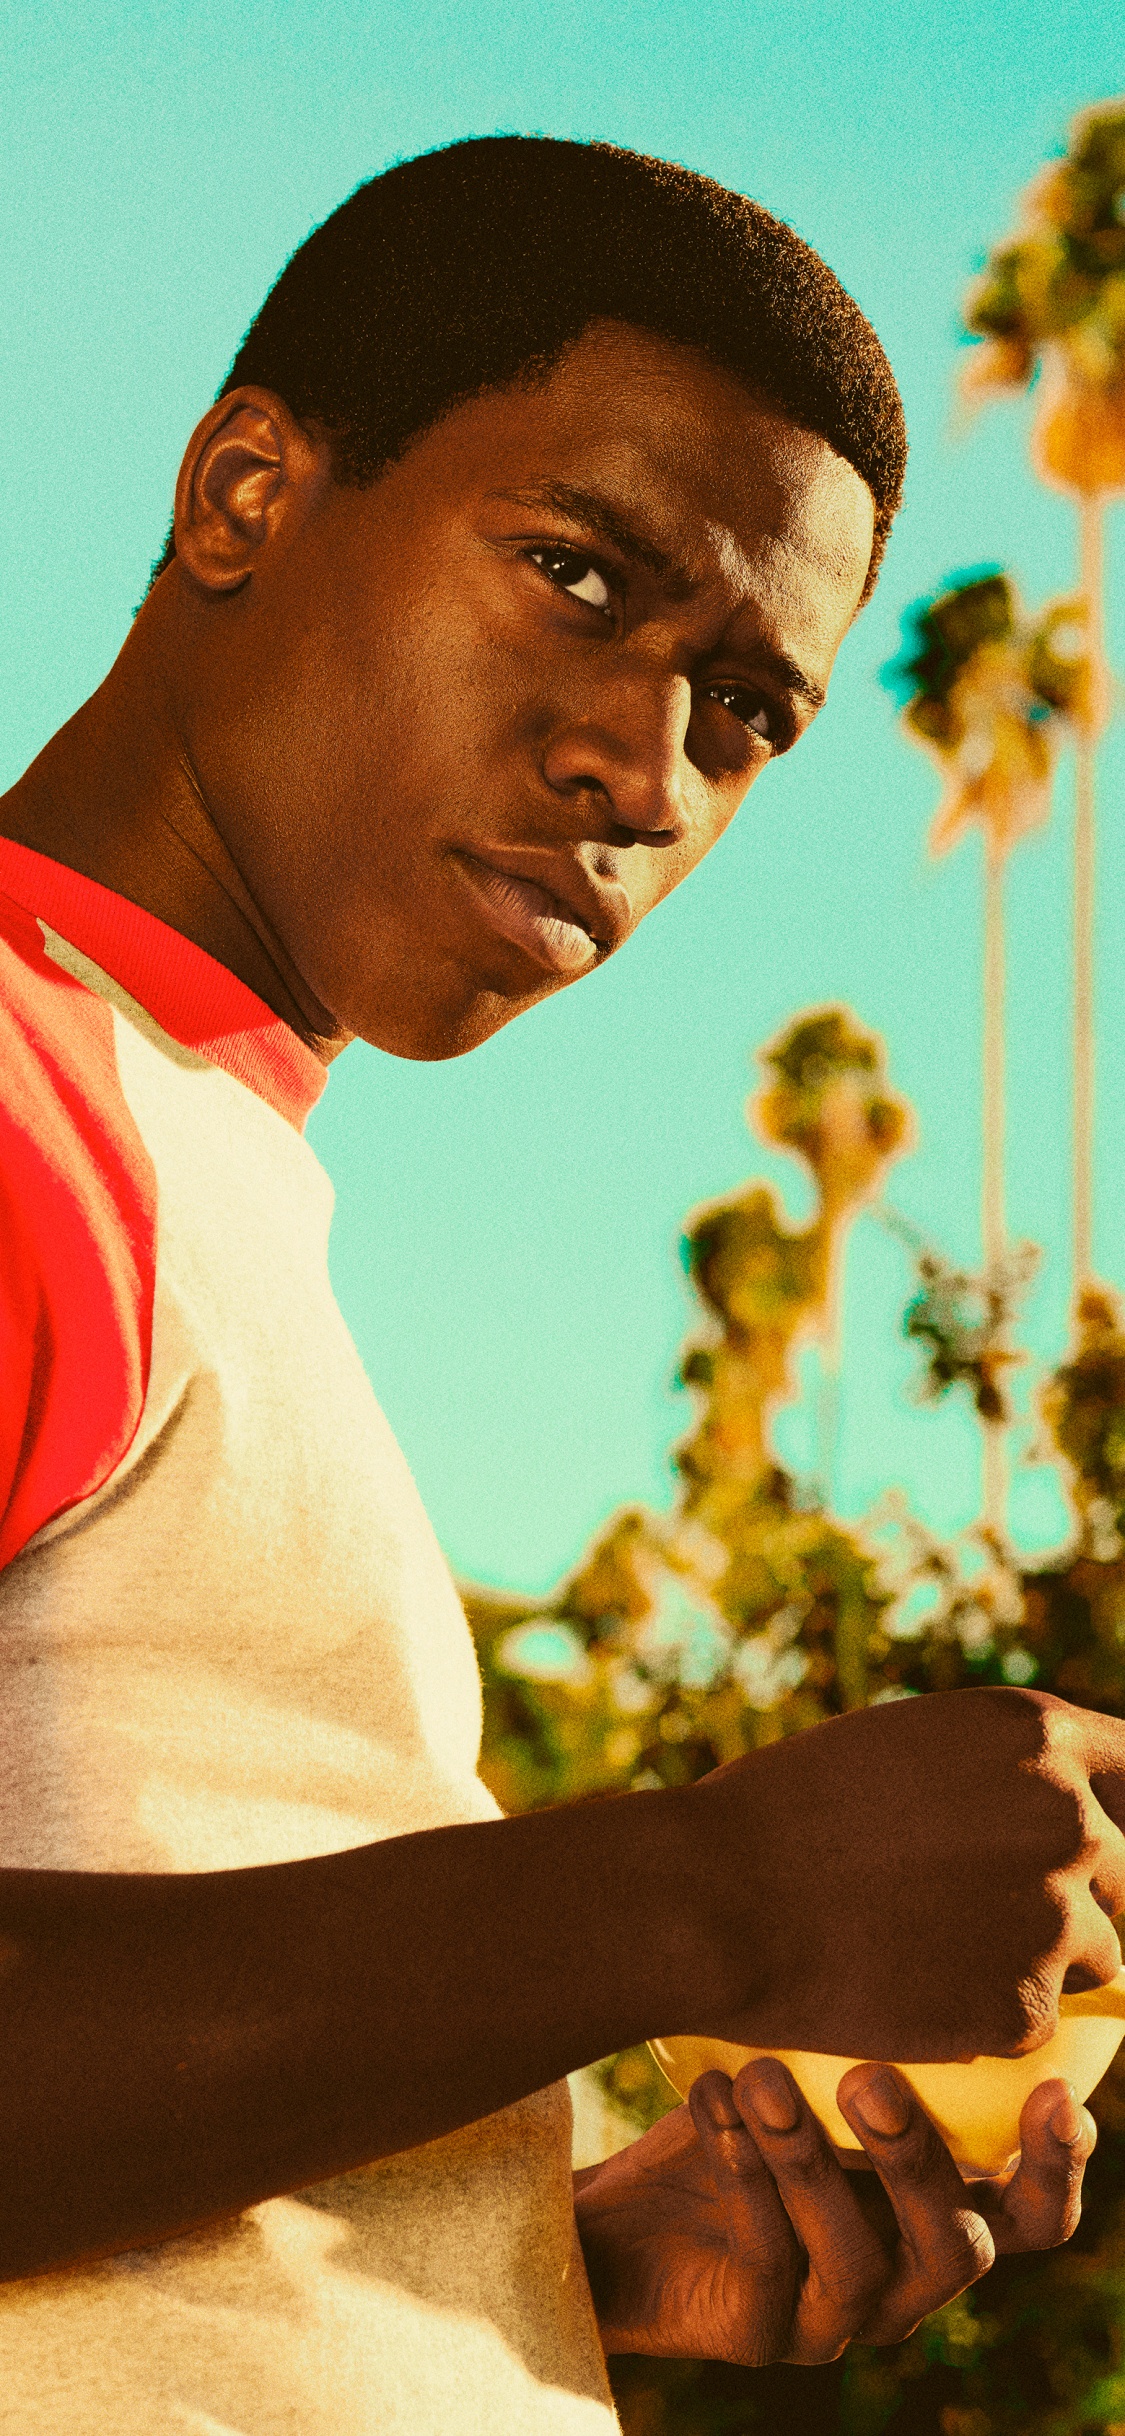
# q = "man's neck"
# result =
<box><xmin>0</xmin><ymin>618</ymin><xmax>349</xmax><ymax>1064</ymax></box>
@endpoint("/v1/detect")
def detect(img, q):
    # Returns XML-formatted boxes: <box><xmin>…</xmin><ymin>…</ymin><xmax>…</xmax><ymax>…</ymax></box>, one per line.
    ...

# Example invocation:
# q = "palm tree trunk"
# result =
<box><xmin>814</xmin><ymin>1225</ymin><xmax>844</xmax><ymax>1507</ymax></box>
<box><xmin>982</xmin><ymin>835</ymin><xmax>1007</xmax><ymax>1538</ymax></box>
<box><xmin>1073</xmin><ymin>493</ymin><xmax>1105</xmax><ymax>1299</ymax></box>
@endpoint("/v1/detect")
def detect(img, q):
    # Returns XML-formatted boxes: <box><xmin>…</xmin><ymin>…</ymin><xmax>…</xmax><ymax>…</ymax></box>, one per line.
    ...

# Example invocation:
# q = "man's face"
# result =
<box><xmin>179</xmin><ymin>320</ymin><xmax>876</xmax><ymax>1058</ymax></box>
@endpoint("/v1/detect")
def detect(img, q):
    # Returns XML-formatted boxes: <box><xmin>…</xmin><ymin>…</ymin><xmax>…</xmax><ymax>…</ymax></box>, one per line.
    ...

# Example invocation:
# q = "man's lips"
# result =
<box><xmin>451</xmin><ymin>850</ymin><xmax>625</xmax><ymax>979</ymax></box>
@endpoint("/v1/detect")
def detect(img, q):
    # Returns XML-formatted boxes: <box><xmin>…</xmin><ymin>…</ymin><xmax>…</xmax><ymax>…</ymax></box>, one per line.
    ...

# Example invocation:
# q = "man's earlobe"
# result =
<box><xmin>173</xmin><ymin>388</ymin><xmax>322</xmax><ymax>596</ymax></box>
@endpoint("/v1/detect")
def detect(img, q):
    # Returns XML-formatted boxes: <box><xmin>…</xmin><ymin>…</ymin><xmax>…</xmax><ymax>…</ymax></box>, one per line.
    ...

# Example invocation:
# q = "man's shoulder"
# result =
<box><xmin>0</xmin><ymin>877</ymin><xmax>119</xmax><ymax>1091</ymax></box>
<box><xmin>0</xmin><ymin>882</ymin><xmax>156</xmax><ymax>1570</ymax></box>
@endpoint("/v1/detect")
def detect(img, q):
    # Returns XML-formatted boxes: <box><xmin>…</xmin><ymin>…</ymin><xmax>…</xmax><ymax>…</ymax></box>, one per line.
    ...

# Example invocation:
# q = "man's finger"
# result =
<box><xmin>833</xmin><ymin>2065</ymin><xmax>994</xmax><ymax>2346</ymax></box>
<box><xmin>731</xmin><ymin>2059</ymin><xmax>891</xmax><ymax>2364</ymax></box>
<box><xmin>1081</xmin><ymin>1698</ymin><xmax>1125</xmax><ymax>1830</ymax></box>
<box><xmin>980</xmin><ymin>2077</ymin><xmax>1095</xmax><ymax>2255</ymax></box>
<box><xmin>1064</xmin><ymin>1886</ymin><xmax>1125</xmax><ymax>1994</ymax></box>
<box><xmin>687</xmin><ymin>2070</ymin><xmax>804</xmax><ymax>2367</ymax></box>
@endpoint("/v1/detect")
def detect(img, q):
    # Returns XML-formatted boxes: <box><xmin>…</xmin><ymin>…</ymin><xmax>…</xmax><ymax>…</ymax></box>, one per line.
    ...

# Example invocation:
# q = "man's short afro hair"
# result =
<box><xmin>153</xmin><ymin>135</ymin><xmax>906</xmax><ymax>596</ymax></box>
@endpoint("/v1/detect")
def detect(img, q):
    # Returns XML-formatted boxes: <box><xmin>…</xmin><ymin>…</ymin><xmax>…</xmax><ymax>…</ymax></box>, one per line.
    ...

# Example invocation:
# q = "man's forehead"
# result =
<box><xmin>552</xmin><ymin>324</ymin><xmax>856</xmax><ymax>477</ymax></box>
<box><xmin>491</xmin><ymin>451</ymin><xmax>868</xmax><ymax>641</ymax></box>
<box><xmin>474</xmin><ymin>350</ymin><xmax>875</xmax><ymax>607</ymax></box>
<box><xmin>384</xmin><ymin>321</ymin><xmax>871</xmax><ymax>602</ymax></box>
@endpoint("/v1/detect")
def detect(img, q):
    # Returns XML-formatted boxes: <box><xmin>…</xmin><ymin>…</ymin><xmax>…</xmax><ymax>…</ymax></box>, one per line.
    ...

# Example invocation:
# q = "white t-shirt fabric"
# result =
<box><xmin>0</xmin><ymin>839</ymin><xmax>620</xmax><ymax>2433</ymax></box>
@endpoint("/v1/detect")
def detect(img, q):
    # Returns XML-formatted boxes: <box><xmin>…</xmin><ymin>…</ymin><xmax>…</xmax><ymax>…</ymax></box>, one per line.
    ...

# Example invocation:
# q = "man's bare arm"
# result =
<box><xmin>4</xmin><ymin>1687</ymin><xmax>1125</xmax><ymax>2282</ymax></box>
<box><xmin>0</xmin><ymin>1788</ymin><xmax>713</xmax><ymax>2279</ymax></box>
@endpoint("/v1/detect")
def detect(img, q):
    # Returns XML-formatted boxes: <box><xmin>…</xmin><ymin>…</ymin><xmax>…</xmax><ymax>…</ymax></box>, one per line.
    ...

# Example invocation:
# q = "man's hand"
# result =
<box><xmin>691</xmin><ymin>1689</ymin><xmax>1125</xmax><ymax>2061</ymax></box>
<box><xmin>573</xmin><ymin>2058</ymin><xmax>1094</xmax><ymax>2365</ymax></box>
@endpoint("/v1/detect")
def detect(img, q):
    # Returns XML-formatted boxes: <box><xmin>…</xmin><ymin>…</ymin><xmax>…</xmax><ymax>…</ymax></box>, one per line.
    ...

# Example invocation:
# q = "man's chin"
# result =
<box><xmin>354</xmin><ymin>975</ymin><xmax>553</xmax><ymax>1063</ymax></box>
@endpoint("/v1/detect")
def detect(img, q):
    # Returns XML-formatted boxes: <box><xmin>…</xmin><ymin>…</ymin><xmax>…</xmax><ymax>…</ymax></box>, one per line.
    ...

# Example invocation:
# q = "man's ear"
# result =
<box><xmin>172</xmin><ymin>386</ymin><xmax>327</xmax><ymax>594</ymax></box>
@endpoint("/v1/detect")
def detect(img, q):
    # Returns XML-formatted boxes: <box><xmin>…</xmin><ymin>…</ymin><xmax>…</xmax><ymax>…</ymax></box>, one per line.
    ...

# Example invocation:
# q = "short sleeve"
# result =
<box><xmin>0</xmin><ymin>894</ymin><xmax>155</xmax><ymax>1569</ymax></box>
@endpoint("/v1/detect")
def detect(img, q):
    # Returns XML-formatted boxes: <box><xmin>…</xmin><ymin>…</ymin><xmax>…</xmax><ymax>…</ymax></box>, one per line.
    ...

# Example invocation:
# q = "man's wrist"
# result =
<box><xmin>605</xmin><ymin>1778</ymin><xmax>745</xmax><ymax>2041</ymax></box>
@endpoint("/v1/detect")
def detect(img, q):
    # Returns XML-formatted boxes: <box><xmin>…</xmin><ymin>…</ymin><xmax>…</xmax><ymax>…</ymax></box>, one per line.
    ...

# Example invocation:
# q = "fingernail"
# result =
<box><xmin>849</xmin><ymin>2069</ymin><xmax>911</xmax><ymax>2139</ymax></box>
<box><xmin>695</xmin><ymin>2075</ymin><xmax>741</xmax><ymax>2132</ymax></box>
<box><xmin>1049</xmin><ymin>2088</ymin><xmax>1084</xmax><ymax>2145</ymax></box>
<box><xmin>744</xmin><ymin>2060</ymin><xmax>800</xmax><ymax>2132</ymax></box>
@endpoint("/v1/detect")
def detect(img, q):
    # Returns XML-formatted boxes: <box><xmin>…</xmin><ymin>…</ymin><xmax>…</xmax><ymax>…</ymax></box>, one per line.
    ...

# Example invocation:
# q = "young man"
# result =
<box><xmin>1</xmin><ymin>135</ymin><xmax>1122</xmax><ymax>2433</ymax></box>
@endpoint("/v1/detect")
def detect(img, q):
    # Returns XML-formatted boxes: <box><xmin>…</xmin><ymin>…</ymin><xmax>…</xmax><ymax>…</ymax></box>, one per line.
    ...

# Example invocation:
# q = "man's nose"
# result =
<box><xmin>539</xmin><ymin>673</ymin><xmax>694</xmax><ymax>845</ymax></box>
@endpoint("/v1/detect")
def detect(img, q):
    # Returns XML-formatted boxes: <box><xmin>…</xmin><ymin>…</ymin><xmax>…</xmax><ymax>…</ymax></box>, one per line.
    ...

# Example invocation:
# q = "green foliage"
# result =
<box><xmin>881</xmin><ymin>566</ymin><xmax>1091</xmax><ymax>877</ymax></box>
<box><xmin>762</xmin><ymin>1008</ymin><xmax>881</xmax><ymax>1090</ymax></box>
<box><xmin>902</xmin><ymin>1241</ymin><xmax>1040</xmax><ymax>1426</ymax></box>
<box><xmin>462</xmin><ymin>1001</ymin><xmax>1125</xmax><ymax>2435</ymax></box>
<box><xmin>1029</xmin><ymin>603</ymin><xmax>1097</xmax><ymax>722</ymax></box>
<box><xmin>885</xmin><ymin>574</ymin><xmax>1087</xmax><ymax>763</ymax></box>
<box><xmin>1044</xmin><ymin>1289</ymin><xmax>1125</xmax><ymax>1554</ymax></box>
<box><xmin>887</xmin><ymin>571</ymin><xmax>1013</xmax><ymax>739</ymax></box>
<box><xmin>685</xmin><ymin>1187</ymin><xmax>823</xmax><ymax>1343</ymax></box>
<box><xmin>966</xmin><ymin>101</ymin><xmax>1125</xmax><ymax>357</ymax></box>
<box><xmin>961</xmin><ymin>99</ymin><xmax>1125</xmax><ymax>494</ymax></box>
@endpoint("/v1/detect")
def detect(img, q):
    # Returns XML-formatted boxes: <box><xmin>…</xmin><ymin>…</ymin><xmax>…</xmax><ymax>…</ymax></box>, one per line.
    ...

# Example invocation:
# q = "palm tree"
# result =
<box><xmin>963</xmin><ymin>98</ymin><xmax>1125</xmax><ymax>1296</ymax></box>
<box><xmin>750</xmin><ymin>1009</ymin><xmax>910</xmax><ymax>1504</ymax></box>
<box><xmin>890</xmin><ymin>571</ymin><xmax>1089</xmax><ymax>1535</ymax></box>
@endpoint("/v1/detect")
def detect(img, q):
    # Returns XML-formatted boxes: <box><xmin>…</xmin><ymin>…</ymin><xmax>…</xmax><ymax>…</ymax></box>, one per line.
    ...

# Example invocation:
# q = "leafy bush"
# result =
<box><xmin>464</xmin><ymin>1008</ymin><xmax>1125</xmax><ymax>2436</ymax></box>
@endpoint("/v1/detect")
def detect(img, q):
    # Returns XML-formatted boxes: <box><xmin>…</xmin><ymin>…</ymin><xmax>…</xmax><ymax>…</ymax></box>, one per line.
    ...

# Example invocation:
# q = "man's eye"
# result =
<box><xmin>701</xmin><ymin>683</ymin><xmax>778</xmax><ymax>743</ymax></box>
<box><xmin>528</xmin><ymin>547</ymin><xmax>612</xmax><ymax>614</ymax></box>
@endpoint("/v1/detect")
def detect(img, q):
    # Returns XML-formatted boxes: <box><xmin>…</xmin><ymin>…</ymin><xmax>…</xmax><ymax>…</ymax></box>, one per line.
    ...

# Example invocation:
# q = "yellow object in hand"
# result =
<box><xmin>650</xmin><ymin>1970</ymin><xmax>1125</xmax><ymax>2177</ymax></box>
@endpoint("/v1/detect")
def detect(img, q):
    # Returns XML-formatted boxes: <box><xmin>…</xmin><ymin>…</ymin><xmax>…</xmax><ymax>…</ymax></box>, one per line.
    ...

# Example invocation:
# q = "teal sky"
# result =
<box><xmin>3</xmin><ymin>0</ymin><xmax>1123</xmax><ymax>1593</ymax></box>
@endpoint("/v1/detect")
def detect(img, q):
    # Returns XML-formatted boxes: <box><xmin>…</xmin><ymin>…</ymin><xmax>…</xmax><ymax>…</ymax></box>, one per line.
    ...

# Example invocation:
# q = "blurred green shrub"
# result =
<box><xmin>463</xmin><ymin>1006</ymin><xmax>1125</xmax><ymax>2436</ymax></box>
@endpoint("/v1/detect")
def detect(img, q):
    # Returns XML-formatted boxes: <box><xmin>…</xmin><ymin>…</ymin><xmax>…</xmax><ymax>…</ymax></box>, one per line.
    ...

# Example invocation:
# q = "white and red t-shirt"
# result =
<box><xmin>0</xmin><ymin>837</ymin><xmax>617</xmax><ymax>2434</ymax></box>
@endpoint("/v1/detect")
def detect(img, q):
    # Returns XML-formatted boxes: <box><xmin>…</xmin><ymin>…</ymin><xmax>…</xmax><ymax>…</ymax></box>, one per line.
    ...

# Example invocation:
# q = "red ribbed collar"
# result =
<box><xmin>0</xmin><ymin>837</ymin><xmax>326</xmax><ymax>1131</ymax></box>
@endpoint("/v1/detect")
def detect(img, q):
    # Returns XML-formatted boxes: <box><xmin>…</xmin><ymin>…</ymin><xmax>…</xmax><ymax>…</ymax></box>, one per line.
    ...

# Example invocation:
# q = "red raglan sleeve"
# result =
<box><xmin>0</xmin><ymin>894</ymin><xmax>156</xmax><ymax>1571</ymax></box>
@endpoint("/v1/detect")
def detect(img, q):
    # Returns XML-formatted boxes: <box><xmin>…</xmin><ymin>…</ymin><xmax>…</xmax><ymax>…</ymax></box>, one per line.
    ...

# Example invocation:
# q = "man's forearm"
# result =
<box><xmin>0</xmin><ymin>1787</ymin><xmax>719</xmax><ymax>2279</ymax></box>
<box><xmin>9</xmin><ymin>1685</ymin><xmax>1119</xmax><ymax>2285</ymax></box>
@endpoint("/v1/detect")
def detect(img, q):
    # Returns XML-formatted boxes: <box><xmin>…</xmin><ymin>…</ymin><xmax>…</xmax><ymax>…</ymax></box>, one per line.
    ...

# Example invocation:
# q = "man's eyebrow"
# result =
<box><xmin>491</xmin><ymin>480</ymin><xmax>827</xmax><ymax>715</ymax></box>
<box><xmin>764</xmin><ymin>651</ymin><xmax>827</xmax><ymax>714</ymax></box>
<box><xmin>489</xmin><ymin>482</ymin><xmax>693</xmax><ymax>590</ymax></box>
